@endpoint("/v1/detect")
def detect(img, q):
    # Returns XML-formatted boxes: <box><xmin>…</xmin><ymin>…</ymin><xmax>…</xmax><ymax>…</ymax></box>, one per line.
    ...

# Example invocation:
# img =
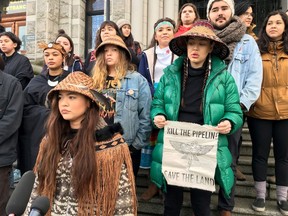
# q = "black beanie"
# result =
<box><xmin>235</xmin><ymin>0</ymin><xmax>253</xmax><ymax>16</ymax></box>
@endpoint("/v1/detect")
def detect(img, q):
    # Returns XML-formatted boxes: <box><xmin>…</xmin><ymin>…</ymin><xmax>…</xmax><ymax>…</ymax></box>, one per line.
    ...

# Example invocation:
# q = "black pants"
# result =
<box><xmin>0</xmin><ymin>165</ymin><xmax>12</xmax><ymax>216</ymax></box>
<box><xmin>217</xmin><ymin>126</ymin><xmax>242</xmax><ymax>211</ymax></box>
<box><xmin>164</xmin><ymin>184</ymin><xmax>212</xmax><ymax>216</ymax></box>
<box><xmin>247</xmin><ymin>117</ymin><xmax>288</xmax><ymax>186</ymax></box>
<box><xmin>130</xmin><ymin>149</ymin><xmax>141</xmax><ymax>178</ymax></box>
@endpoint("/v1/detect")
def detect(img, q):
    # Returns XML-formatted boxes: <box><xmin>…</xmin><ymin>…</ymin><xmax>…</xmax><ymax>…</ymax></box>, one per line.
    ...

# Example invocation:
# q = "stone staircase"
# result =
<box><xmin>136</xmin><ymin>123</ymin><xmax>282</xmax><ymax>215</ymax></box>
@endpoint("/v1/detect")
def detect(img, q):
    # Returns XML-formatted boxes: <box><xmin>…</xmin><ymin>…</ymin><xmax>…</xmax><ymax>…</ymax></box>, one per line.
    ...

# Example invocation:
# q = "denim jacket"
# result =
<box><xmin>227</xmin><ymin>34</ymin><xmax>263</xmax><ymax>111</ymax></box>
<box><xmin>114</xmin><ymin>71</ymin><xmax>152</xmax><ymax>149</ymax></box>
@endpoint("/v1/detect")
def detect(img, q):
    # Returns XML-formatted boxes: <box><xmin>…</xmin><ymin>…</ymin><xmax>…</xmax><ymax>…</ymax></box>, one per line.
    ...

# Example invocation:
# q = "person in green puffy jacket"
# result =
<box><xmin>150</xmin><ymin>20</ymin><xmax>243</xmax><ymax>216</ymax></box>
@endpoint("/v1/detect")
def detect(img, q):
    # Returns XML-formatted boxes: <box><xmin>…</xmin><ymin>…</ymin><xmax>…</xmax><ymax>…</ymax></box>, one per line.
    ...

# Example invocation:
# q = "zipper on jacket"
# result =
<box><xmin>273</xmin><ymin>42</ymin><xmax>279</xmax><ymax>71</ymax></box>
<box><xmin>202</xmin><ymin>66</ymin><xmax>227</xmax><ymax>125</ymax></box>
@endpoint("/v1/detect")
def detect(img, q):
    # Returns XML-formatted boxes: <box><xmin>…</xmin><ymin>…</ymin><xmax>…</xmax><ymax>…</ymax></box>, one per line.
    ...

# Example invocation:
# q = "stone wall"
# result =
<box><xmin>24</xmin><ymin>0</ymin><xmax>179</xmax><ymax>66</ymax></box>
<box><xmin>26</xmin><ymin>0</ymin><xmax>85</xmax><ymax>66</ymax></box>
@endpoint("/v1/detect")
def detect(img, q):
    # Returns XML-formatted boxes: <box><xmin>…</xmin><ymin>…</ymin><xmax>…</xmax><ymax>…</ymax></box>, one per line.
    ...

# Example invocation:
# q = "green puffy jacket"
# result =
<box><xmin>150</xmin><ymin>55</ymin><xmax>243</xmax><ymax>197</ymax></box>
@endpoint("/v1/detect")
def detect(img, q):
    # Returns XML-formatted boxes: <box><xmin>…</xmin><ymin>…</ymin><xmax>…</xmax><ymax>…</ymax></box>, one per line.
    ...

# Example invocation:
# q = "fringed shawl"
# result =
<box><xmin>25</xmin><ymin>123</ymin><xmax>137</xmax><ymax>216</ymax></box>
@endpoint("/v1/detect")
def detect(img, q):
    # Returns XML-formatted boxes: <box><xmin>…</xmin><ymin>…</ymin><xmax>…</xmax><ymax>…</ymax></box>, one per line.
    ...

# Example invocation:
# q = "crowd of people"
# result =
<box><xmin>1</xmin><ymin>0</ymin><xmax>288</xmax><ymax>215</ymax></box>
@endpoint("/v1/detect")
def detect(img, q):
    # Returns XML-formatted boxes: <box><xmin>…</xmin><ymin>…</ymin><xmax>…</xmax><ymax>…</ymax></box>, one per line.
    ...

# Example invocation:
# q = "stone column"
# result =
<box><xmin>147</xmin><ymin>0</ymin><xmax>160</xmax><ymax>46</ymax></box>
<box><xmin>26</xmin><ymin>0</ymin><xmax>60</xmax><ymax>62</ymax></box>
<box><xmin>164</xmin><ymin>0</ymin><xmax>175</xmax><ymax>19</ymax></box>
<box><xmin>26</xmin><ymin>0</ymin><xmax>85</xmax><ymax>63</ymax></box>
<box><xmin>131</xmin><ymin>0</ymin><xmax>144</xmax><ymax>45</ymax></box>
<box><xmin>66</xmin><ymin>0</ymin><xmax>86</xmax><ymax>58</ymax></box>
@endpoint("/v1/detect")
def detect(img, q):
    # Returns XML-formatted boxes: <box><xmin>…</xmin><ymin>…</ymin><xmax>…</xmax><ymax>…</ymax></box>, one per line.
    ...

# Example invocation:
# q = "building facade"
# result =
<box><xmin>0</xmin><ymin>0</ymin><xmax>287</xmax><ymax>67</ymax></box>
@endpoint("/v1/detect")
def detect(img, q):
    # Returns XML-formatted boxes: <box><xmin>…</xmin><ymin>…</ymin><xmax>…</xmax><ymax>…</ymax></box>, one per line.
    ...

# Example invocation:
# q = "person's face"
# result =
<box><xmin>56</xmin><ymin>36</ymin><xmax>72</xmax><ymax>53</ymax></box>
<box><xmin>286</xmin><ymin>11</ymin><xmax>288</xmax><ymax>16</ymax></box>
<box><xmin>181</xmin><ymin>6</ymin><xmax>196</xmax><ymax>25</ymax></box>
<box><xmin>187</xmin><ymin>37</ymin><xmax>213</xmax><ymax>68</ymax></box>
<box><xmin>121</xmin><ymin>24</ymin><xmax>131</xmax><ymax>38</ymax></box>
<box><xmin>43</xmin><ymin>49</ymin><xmax>64</xmax><ymax>70</ymax></box>
<box><xmin>104</xmin><ymin>45</ymin><xmax>120</xmax><ymax>68</ymax></box>
<box><xmin>100</xmin><ymin>25</ymin><xmax>117</xmax><ymax>41</ymax></box>
<box><xmin>0</xmin><ymin>35</ymin><xmax>17</xmax><ymax>56</ymax></box>
<box><xmin>58</xmin><ymin>91</ymin><xmax>90</xmax><ymax>129</ymax></box>
<box><xmin>154</xmin><ymin>24</ymin><xmax>174</xmax><ymax>48</ymax></box>
<box><xmin>208</xmin><ymin>1</ymin><xmax>233</xmax><ymax>29</ymax></box>
<box><xmin>266</xmin><ymin>14</ymin><xmax>285</xmax><ymax>41</ymax></box>
<box><xmin>239</xmin><ymin>7</ymin><xmax>253</xmax><ymax>27</ymax></box>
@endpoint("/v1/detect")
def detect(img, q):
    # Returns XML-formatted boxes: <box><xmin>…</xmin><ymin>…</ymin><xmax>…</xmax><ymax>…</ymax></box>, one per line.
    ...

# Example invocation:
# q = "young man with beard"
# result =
<box><xmin>207</xmin><ymin>0</ymin><xmax>263</xmax><ymax>215</ymax></box>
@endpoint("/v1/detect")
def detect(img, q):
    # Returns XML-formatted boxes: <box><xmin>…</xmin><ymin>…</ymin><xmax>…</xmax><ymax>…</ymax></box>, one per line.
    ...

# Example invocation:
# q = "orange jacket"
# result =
<box><xmin>247</xmin><ymin>41</ymin><xmax>288</xmax><ymax>120</ymax></box>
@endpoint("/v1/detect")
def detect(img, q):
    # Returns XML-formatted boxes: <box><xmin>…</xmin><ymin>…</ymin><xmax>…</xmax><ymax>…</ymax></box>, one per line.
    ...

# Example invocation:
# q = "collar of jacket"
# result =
<box><xmin>262</xmin><ymin>41</ymin><xmax>288</xmax><ymax>61</ymax></box>
<box><xmin>95</xmin><ymin>122</ymin><xmax>123</xmax><ymax>141</ymax></box>
<box><xmin>165</xmin><ymin>55</ymin><xmax>227</xmax><ymax>77</ymax></box>
<box><xmin>122</xmin><ymin>70</ymin><xmax>136</xmax><ymax>79</ymax></box>
<box><xmin>0</xmin><ymin>71</ymin><xmax>4</xmax><ymax>85</ymax></box>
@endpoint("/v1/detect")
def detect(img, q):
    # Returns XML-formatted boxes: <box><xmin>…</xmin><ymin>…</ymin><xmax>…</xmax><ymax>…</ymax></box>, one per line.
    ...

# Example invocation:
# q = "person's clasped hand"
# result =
<box><xmin>215</xmin><ymin>120</ymin><xmax>232</xmax><ymax>134</ymax></box>
<box><xmin>154</xmin><ymin>115</ymin><xmax>167</xmax><ymax>129</ymax></box>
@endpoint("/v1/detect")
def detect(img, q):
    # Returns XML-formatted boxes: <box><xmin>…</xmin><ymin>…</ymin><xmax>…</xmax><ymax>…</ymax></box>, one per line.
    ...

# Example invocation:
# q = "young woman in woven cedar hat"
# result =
<box><xmin>23</xmin><ymin>72</ymin><xmax>137</xmax><ymax>215</ymax></box>
<box><xmin>150</xmin><ymin>20</ymin><xmax>243</xmax><ymax>216</ymax></box>
<box><xmin>91</xmin><ymin>35</ymin><xmax>152</xmax><ymax>178</ymax></box>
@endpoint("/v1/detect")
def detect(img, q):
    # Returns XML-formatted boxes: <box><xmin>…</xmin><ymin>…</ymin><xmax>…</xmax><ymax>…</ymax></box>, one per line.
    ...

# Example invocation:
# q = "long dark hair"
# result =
<box><xmin>175</xmin><ymin>3</ymin><xmax>199</xmax><ymax>32</ymax></box>
<box><xmin>257</xmin><ymin>11</ymin><xmax>288</xmax><ymax>54</ymax></box>
<box><xmin>55</xmin><ymin>29</ymin><xmax>75</xmax><ymax>67</ymax></box>
<box><xmin>94</xmin><ymin>21</ymin><xmax>122</xmax><ymax>49</ymax></box>
<box><xmin>36</xmin><ymin>93</ymin><xmax>103</xmax><ymax>212</ymax></box>
<box><xmin>119</xmin><ymin>25</ymin><xmax>135</xmax><ymax>50</ymax></box>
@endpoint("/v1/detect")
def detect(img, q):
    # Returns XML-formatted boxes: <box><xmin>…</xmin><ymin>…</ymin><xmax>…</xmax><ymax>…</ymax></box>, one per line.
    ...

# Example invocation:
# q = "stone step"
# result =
<box><xmin>137</xmin><ymin>187</ymin><xmax>282</xmax><ymax>216</ymax></box>
<box><xmin>237</xmin><ymin>155</ymin><xmax>275</xmax><ymax>176</ymax></box>
<box><xmin>240</xmin><ymin>140</ymin><xmax>274</xmax><ymax>157</ymax></box>
<box><xmin>136</xmin><ymin>169</ymin><xmax>277</xmax><ymax>201</ymax></box>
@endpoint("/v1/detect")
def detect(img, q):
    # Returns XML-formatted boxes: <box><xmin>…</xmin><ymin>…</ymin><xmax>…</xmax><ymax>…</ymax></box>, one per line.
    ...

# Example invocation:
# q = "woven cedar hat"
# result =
<box><xmin>95</xmin><ymin>35</ymin><xmax>132</xmax><ymax>61</ymax></box>
<box><xmin>38</xmin><ymin>41</ymin><xmax>67</xmax><ymax>56</ymax></box>
<box><xmin>48</xmin><ymin>72</ymin><xmax>111</xmax><ymax>111</ymax></box>
<box><xmin>169</xmin><ymin>20</ymin><xmax>230</xmax><ymax>60</ymax></box>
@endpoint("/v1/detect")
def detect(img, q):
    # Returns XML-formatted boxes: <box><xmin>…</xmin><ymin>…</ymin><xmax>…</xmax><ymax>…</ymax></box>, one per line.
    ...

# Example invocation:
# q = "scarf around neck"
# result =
<box><xmin>214</xmin><ymin>16</ymin><xmax>246</xmax><ymax>62</ymax></box>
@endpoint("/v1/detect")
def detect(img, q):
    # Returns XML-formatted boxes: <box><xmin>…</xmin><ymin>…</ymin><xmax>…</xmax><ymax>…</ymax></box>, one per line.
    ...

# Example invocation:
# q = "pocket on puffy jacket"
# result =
<box><xmin>124</xmin><ymin>89</ymin><xmax>139</xmax><ymax>111</ymax></box>
<box><xmin>233</xmin><ymin>53</ymin><xmax>249</xmax><ymax>74</ymax></box>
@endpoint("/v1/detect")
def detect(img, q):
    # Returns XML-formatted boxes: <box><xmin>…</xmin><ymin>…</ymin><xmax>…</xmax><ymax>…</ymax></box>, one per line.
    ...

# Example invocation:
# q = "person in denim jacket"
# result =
<box><xmin>91</xmin><ymin>35</ymin><xmax>152</xmax><ymax>177</ymax></box>
<box><xmin>207</xmin><ymin>0</ymin><xmax>263</xmax><ymax>215</ymax></box>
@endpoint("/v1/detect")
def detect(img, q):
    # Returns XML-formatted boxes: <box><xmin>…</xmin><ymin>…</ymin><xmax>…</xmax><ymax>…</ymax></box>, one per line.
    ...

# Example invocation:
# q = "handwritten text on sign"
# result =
<box><xmin>162</xmin><ymin>121</ymin><xmax>219</xmax><ymax>192</ymax></box>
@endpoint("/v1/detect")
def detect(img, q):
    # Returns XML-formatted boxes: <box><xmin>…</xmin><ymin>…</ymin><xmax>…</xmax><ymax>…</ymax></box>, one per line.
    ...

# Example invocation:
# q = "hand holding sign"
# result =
<box><xmin>154</xmin><ymin>115</ymin><xmax>167</xmax><ymax>129</ymax></box>
<box><xmin>215</xmin><ymin>120</ymin><xmax>232</xmax><ymax>134</ymax></box>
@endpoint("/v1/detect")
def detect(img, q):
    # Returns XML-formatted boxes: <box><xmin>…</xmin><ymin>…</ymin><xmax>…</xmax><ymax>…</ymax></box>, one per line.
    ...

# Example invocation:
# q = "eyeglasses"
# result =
<box><xmin>243</xmin><ymin>12</ymin><xmax>254</xmax><ymax>18</ymax></box>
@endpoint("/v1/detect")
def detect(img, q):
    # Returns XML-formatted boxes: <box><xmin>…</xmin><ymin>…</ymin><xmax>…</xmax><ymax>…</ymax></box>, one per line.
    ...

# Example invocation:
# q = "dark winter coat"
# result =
<box><xmin>2</xmin><ymin>52</ymin><xmax>34</xmax><ymax>89</ymax></box>
<box><xmin>18</xmin><ymin>71</ymin><xmax>70</xmax><ymax>173</ymax></box>
<box><xmin>0</xmin><ymin>71</ymin><xmax>23</xmax><ymax>167</ymax></box>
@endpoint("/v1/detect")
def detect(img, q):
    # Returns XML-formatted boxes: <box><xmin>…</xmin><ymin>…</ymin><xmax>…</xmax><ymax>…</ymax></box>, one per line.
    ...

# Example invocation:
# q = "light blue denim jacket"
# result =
<box><xmin>114</xmin><ymin>71</ymin><xmax>152</xmax><ymax>149</ymax></box>
<box><xmin>227</xmin><ymin>34</ymin><xmax>263</xmax><ymax>111</ymax></box>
